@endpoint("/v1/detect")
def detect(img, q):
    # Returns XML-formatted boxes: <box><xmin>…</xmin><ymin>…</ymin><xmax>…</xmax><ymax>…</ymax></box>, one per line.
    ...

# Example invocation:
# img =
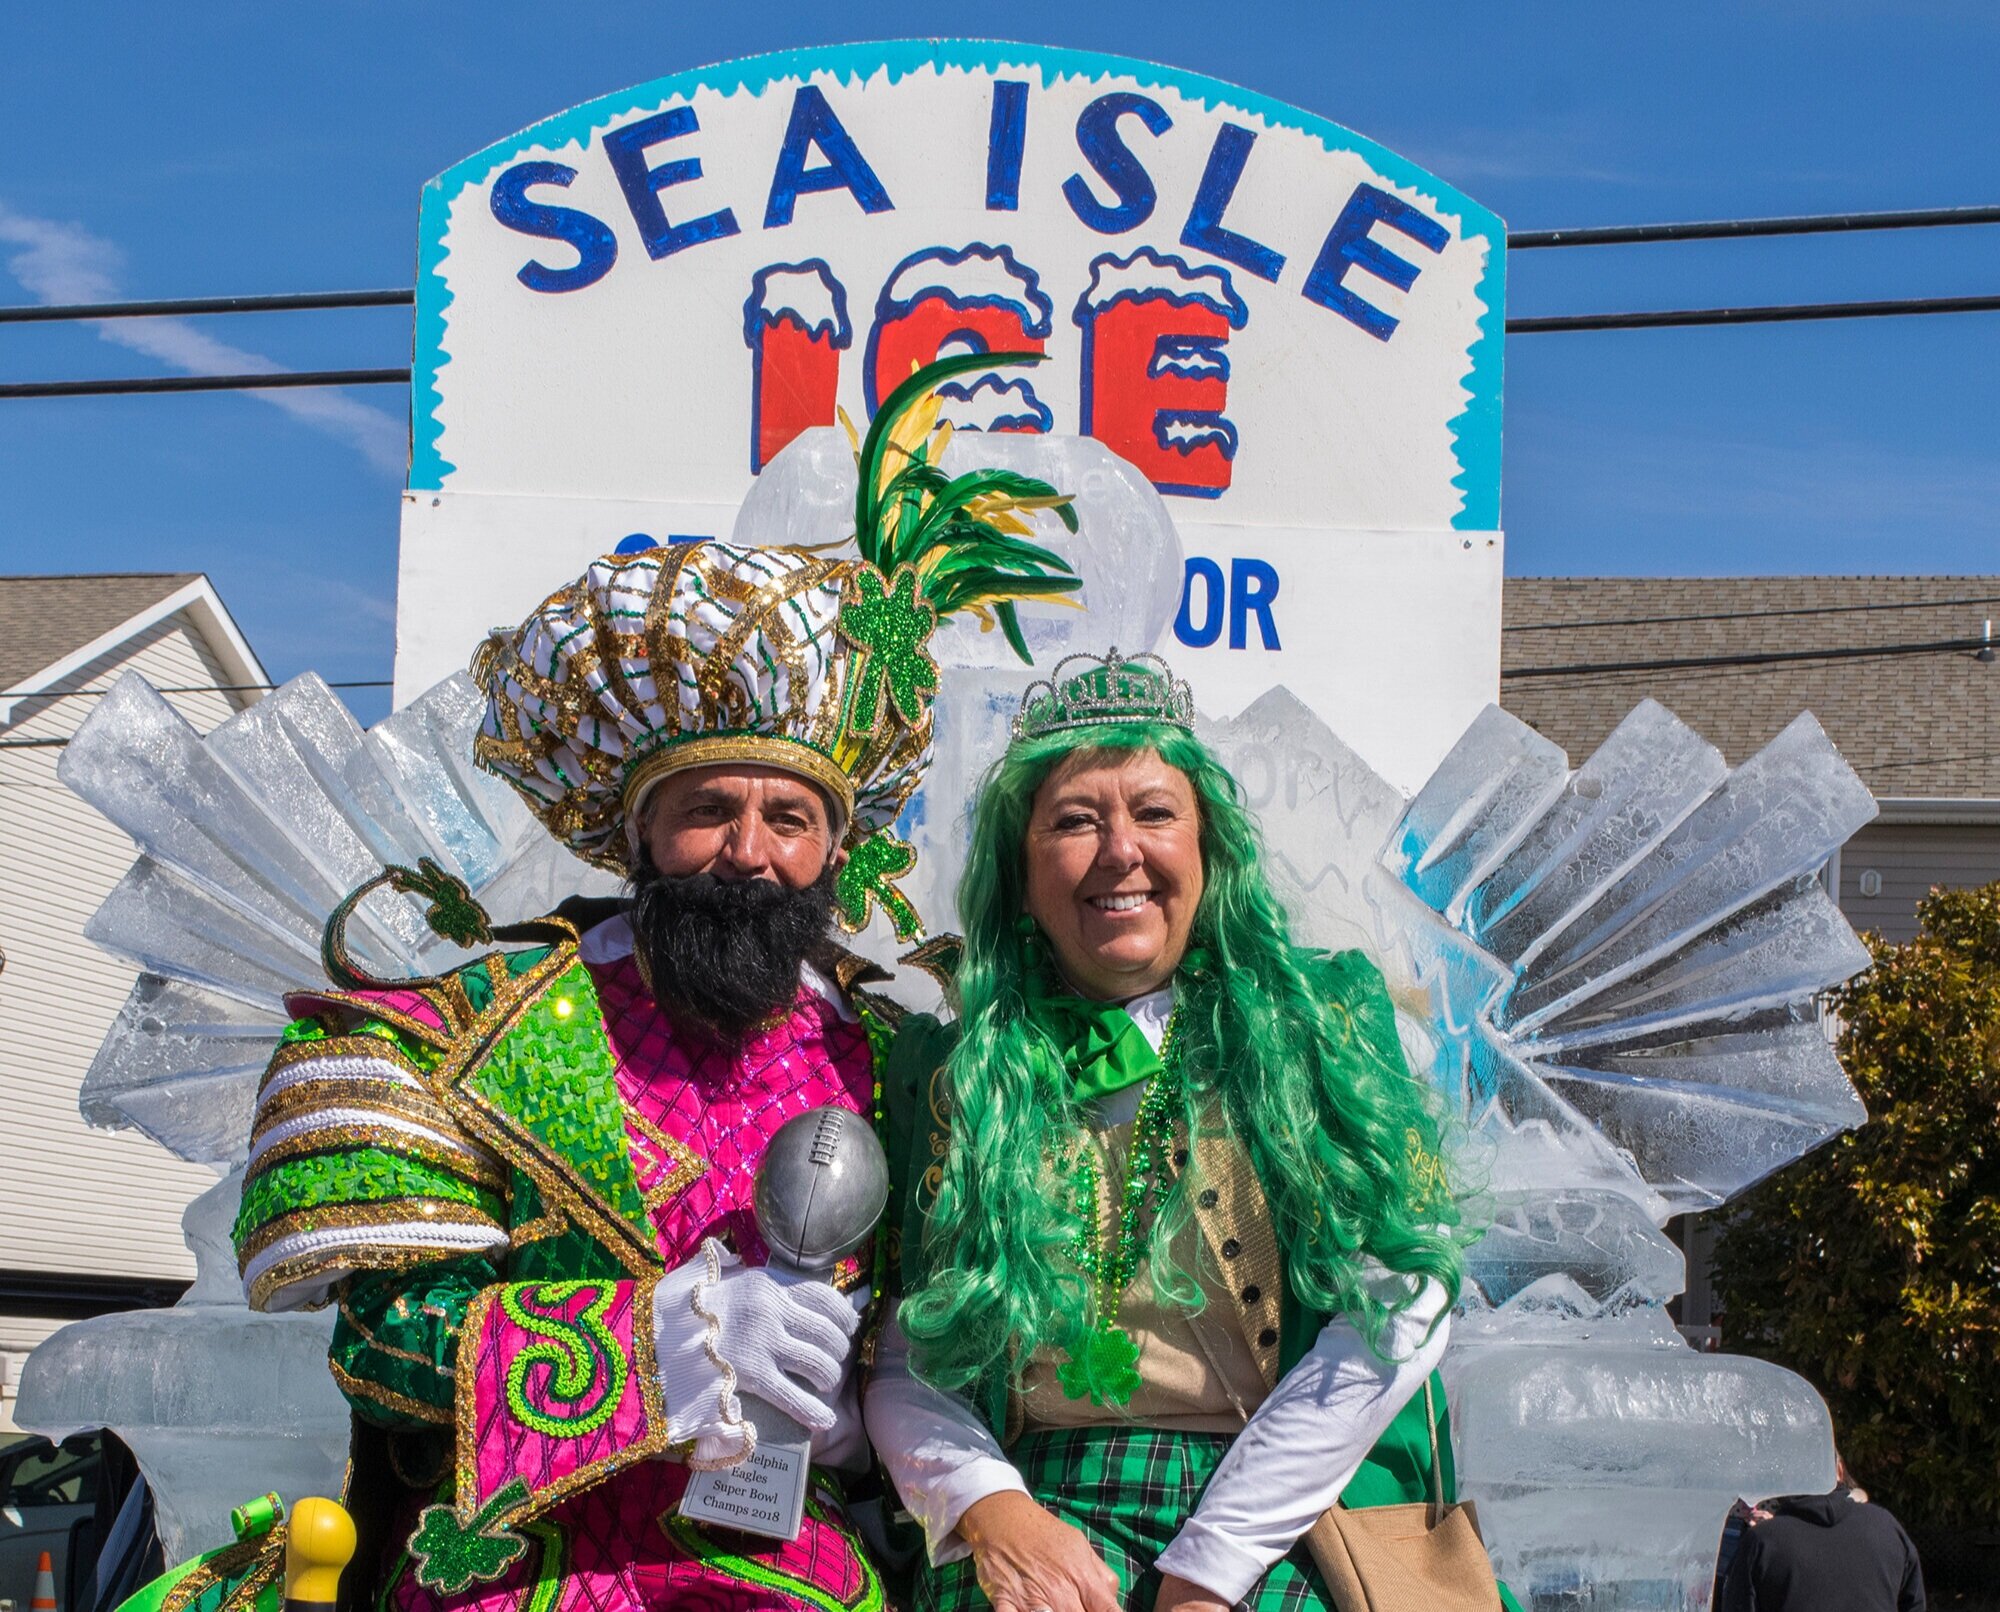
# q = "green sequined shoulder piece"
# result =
<box><xmin>459</xmin><ymin>958</ymin><xmax>651</xmax><ymax>1240</ymax></box>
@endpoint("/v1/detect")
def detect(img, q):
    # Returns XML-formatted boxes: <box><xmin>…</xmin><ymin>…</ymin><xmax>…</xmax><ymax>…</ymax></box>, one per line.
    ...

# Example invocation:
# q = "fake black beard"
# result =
<box><xmin>626</xmin><ymin>861</ymin><xmax>836</xmax><ymax>1038</ymax></box>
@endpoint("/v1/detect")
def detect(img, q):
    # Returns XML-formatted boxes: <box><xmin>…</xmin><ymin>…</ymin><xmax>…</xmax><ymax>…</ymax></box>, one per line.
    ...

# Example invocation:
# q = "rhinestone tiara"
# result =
<box><xmin>1010</xmin><ymin>649</ymin><xmax>1197</xmax><ymax>742</ymax></box>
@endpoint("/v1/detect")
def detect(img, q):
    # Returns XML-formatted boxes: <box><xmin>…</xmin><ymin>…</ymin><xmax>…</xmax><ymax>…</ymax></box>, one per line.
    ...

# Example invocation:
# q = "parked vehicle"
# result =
<box><xmin>1</xmin><ymin>1434</ymin><xmax>101</xmax><ymax>1612</ymax></box>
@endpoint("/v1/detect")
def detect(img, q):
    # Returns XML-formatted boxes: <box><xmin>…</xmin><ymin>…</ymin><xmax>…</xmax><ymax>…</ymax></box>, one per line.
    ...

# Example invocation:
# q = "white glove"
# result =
<box><xmin>654</xmin><ymin>1239</ymin><xmax>859</xmax><ymax>1464</ymax></box>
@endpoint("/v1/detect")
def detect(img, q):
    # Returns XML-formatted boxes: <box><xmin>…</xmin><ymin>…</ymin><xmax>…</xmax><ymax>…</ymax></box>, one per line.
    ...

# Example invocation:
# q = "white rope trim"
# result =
<box><xmin>241</xmin><ymin>1218</ymin><xmax>509</xmax><ymax>1289</ymax></box>
<box><xmin>259</xmin><ymin>1051</ymin><xmax>428</xmax><ymax>1103</ymax></box>
<box><xmin>684</xmin><ymin>1237</ymin><xmax>755</xmax><ymax>1471</ymax></box>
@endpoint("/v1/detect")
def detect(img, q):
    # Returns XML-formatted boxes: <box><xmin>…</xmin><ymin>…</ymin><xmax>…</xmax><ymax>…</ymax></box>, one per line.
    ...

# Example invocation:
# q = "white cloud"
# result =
<box><xmin>0</xmin><ymin>200</ymin><xmax>405</xmax><ymax>475</ymax></box>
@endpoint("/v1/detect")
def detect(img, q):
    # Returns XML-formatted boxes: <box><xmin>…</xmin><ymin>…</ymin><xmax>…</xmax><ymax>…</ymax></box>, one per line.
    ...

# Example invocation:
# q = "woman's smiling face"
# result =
<box><xmin>1021</xmin><ymin>747</ymin><xmax>1204</xmax><ymax>1002</ymax></box>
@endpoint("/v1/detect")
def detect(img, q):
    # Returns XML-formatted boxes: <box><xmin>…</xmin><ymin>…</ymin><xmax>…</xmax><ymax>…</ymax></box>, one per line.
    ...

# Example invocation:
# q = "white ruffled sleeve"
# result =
<box><xmin>1153</xmin><ymin>1277</ymin><xmax>1452</xmax><ymax>1603</ymax></box>
<box><xmin>862</xmin><ymin>1307</ymin><xmax>1031</xmax><ymax>1565</ymax></box>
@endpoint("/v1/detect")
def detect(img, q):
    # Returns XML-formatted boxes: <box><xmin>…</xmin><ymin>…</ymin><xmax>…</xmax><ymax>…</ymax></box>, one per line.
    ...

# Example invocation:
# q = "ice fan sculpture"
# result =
<box><xmin>15</xmin><ymin>671</ymin><xmax>618</xmax><ymax>1560</ymax></box>
<box><xmin>20</xmin><ymin>657</ymin><xmax>1876</xmax><ymax>1609</ymax></box>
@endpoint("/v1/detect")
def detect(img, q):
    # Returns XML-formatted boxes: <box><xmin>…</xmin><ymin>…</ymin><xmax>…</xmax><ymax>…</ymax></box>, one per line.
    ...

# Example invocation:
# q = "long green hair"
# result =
<box><xmin>897</xmin><ymin>721</ymin><xmax>1465</xmax><ymax>1393</ymax></box>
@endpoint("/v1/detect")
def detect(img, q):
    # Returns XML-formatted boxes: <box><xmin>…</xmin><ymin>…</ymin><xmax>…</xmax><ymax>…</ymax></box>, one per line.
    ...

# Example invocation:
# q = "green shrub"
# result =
<box><xmin>1713</xmin><ymin>882</ymin><xmax>2000</xmax><ymax>1528</ymax></box>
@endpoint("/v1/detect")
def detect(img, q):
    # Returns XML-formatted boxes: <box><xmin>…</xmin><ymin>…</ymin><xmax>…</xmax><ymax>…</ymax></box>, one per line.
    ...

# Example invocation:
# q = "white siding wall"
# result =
<box><xmin>1838</xmin><ymin>821</ymin><xmax>2000</xmax><ymax>943</ymax></box>
<box><xmin>0</xmin><ymin>615</ymin><xmax>247</xmax><ymax>1290</ymax></box>
<box><xmin>0</xmin><ymin>1315</ymin><xmax>65</xmax><ymax>1434</ymax></box>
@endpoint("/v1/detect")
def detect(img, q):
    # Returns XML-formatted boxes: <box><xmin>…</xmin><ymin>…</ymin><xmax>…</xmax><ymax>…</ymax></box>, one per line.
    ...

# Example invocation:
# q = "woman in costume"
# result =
<box><xmin>867</xmin><ymin>650</ymin><xmax>1501</xmax><ymax>1612</ymax></box>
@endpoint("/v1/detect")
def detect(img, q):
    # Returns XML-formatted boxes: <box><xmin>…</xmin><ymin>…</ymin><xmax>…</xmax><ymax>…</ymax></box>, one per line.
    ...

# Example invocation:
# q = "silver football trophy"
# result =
<box><xmin>677</xmin><ymin>1105</ymin><xmax>890</xmax><ymax>1540</ymax></box>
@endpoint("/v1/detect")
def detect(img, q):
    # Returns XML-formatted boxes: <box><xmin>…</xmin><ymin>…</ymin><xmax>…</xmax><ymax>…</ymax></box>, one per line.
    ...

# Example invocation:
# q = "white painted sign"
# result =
<box><xmin>395</xmin><ymin>40</ymin><xmax>1507</xmax><ymax>790</ymax></box>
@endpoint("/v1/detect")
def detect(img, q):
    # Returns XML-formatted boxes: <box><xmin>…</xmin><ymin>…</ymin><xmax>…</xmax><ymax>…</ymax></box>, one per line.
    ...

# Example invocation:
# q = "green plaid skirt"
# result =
<box><xmin>915</xmin><ymin>1427</ymin><xmax>1334</xmax><ymax>1612</ymax></box>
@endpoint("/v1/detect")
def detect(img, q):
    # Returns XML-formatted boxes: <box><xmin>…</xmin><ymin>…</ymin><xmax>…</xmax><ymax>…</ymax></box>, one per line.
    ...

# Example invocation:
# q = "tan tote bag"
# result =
<box><xmin>1302</xmin><ymin>1380</ymin><xmax>1499</xmax><ymax>1612</ymax></box>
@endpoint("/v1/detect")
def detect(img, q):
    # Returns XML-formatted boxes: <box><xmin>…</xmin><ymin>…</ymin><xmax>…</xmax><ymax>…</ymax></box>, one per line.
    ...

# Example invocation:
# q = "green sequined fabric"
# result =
<box><xmin>462</xmin><ymin>961</ymin><xmax>650</xmax><ymax>1238</ymax></box>
<box><xmin>234</xmin><ymin>1149</ymin><xmax>501</xmax><ymax>1246</ymax></box>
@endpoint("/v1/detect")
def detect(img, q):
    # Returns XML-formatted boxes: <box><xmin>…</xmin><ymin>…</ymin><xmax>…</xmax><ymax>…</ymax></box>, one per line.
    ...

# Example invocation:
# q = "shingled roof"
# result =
<box><xmin>1503</xmin><ymin>577</ymin><xmax>2000</xmax><ymax>799</ymax></box>
<box><xmin>0</xmin><ymin>573</ymin><xmax>204</xmax><ymax>695</ymax></box>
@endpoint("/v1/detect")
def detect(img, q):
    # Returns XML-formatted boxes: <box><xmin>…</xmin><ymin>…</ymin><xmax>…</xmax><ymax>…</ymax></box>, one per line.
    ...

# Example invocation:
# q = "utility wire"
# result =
<box><xmin>1</xmin><ymin>204</ymin><xmax>1994</xmax><ymax>327</ymax></box>
<box><xmin>0</xmin><ymin>288</ymin><xmax>414</xmax><ymax>324</ymax></box>
<box><xmin>0</xmin><ymin>678</ymin><xmax>392</xmax><ymax>701</ymax></box>
<box><xmin>1509</xmin><ymin>293</ymin><xmax>2000</xmax><ymax>333</ymax></box>
<box><xmin>1864</xmin><ymin>749</ymin><xmax>2000</xmax><ymax>773</ymax></box>
<box><xmin>1508</xmin><ymin>650</ymin><xmax>1987</xmax><ymax>698</ymax></box>
<box><xmin>1508</xmin><ymin>203</ymin><xmax>2000</xmax><ymax>249</ymax></box>
<box><xmin>2</xmin><ymin>677</ymin><xmax>394</xmax><ymax>746</ymax></box>
<box><xmin>0</xmin><ymin>369</ymin><xmax>408</xmax><ymax>399</ymax></box>
<box><xmin>1504</xmin><ymin>632</ymin><xmax>1995</xmax><ymax>680</ymax></box>
<box><xmin>6</xmin><ymin>291</ymin><xmax>1998</xmax><ymax>400</ymax></box>
<box><xmin>10</xmin><ymin>646</ymin><xmax>1986</xmax><ymax>744</ymax></box>
<box><xmin>1505</xmin><ymin>592</ymin><xmax>2000</xmax><ymax>634</ymax></box>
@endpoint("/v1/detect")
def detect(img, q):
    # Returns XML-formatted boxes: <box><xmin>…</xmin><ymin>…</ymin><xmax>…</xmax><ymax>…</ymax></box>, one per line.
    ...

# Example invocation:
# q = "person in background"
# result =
<box><xmin>1717</xmin><ymin>1453</ymin><xmax>1925</xmax><ymax>1612</ymax></box>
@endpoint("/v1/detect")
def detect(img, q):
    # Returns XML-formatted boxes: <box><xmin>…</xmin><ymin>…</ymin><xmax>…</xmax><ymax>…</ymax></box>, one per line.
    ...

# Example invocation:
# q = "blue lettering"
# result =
<box><xmin>986</xmin><ymin>81</ymin><xmax>1029</xmax><ymax>211</ymax></box>
<box><xmin>603</xmin><ymin>108</ymin><xmax>741</xmax><ymax>260</ymax></box>
<box><xmin>489</xmin><ymin>162</ymin><xmax>618</xmax><ymax>294</ymax></box>
<box><xmin>1301</xmin><ymin>183</ymin><xmax>1449</xmax><ymax>341</ymax></box>
<box><xmin>765</xmin><ymin>85</ymin><xmax>894</xmax><ymax>228</ymax></box>
<box><xmin>1180</xmin><ymin>124</ymin><xmax>1285</xmax><ymax>283</ymax></box>
<box><xmin>1174</xmin><ymin>556</ymin><xmax>1226</xmax><ymax>648</ymax></box>
<box><xmin>1062</xmin><ymin>92</ymin><xmax>1172</xmax><ymax>235</ymax></box>
<box><xmin>1229</xmin><ymin>557</ymin><xmax>1281</xmax><ymax>650</ymax></box>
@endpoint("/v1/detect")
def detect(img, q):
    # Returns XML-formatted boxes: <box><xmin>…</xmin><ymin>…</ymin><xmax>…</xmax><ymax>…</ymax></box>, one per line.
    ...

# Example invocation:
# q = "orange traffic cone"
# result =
<box><xmin>31</xmin><ymin>1549</ymin><xmax>57</xmax><ymax>1612</ymax></box>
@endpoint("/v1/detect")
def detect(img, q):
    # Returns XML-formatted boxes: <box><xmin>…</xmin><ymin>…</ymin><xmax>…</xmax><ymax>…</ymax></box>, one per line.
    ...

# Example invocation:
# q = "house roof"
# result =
<box><xmin>0</xmin><ymin>572</ymin><xmax>268</xmax><ymax>726</ymax></box>
<box><xmin>1503</xmin><ymin>576</ymin><xmax>2000</xmax><ymax>799</ymax></box>
<box><xmin>0</xmin><ymin>574</ymin><xmax>203</xmax><ymax>693</ymax></box>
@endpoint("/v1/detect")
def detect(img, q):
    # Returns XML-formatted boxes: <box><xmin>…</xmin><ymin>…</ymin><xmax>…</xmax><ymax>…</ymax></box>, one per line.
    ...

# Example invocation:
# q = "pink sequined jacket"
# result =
<box><xmin>232</xmin><ymin>911</ymin><xmax>897</xmax><ymax>1594</ymax></box>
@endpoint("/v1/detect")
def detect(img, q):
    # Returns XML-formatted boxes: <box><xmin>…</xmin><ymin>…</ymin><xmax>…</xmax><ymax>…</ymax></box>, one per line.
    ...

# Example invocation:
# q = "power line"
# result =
<box><xmin>1508</xmin><ymin>293</ymin><xmax>2000</xmax><ymax>334</ymax></box>
<box><xmin>4</xmin><ymin>291</ymin><xmax>1995</xmax><ymax>401</ymax></box>
<box><xmin>2</xmin><ymin>677</ymin><xmax>393</xmax><ymax>746</ymax></box>
<box><xmin>1863</xmin><ymin>748</ymin><xmax>2000</xmax><ymax>773</ymax></box>
<box><xmin>1504</xmin><ymin>632</ymin><xmax>1995</xmax><ymax>680</ymax></box>
<box><xmin>1523</xmin><ymin>649</ymin><xmax>1950</xmax><ymax>687</ymax></box>
<box><xmin>1509</xmin><ymin>647</ymin><xmax>1990</xmax><ymax>699</ymax></box>
<box><xmin>1509</xmin><ymin>204</ymin><xmax>2000</xmax><ymax>249</ymax></box>
<box><xmin>1505</xmin><ymin>592</ymin><xmax>2000</xmax><ymax>634</ymax></box>
<box><xmin>0</xmin><ymin>369</ymin><xmax>408</xmax><ymax>399</ymax></box>
<box><xmin>1</xmin><ymin>204</ymin><xmax>1993</xmax><ymax>329</ymax></box>
<box><xmin>1</xmin><ymin>678</ymin><xmax>392</xmax><ymax>701</ymax></box>
<box><xmin>0</xmin><ymin>288</ymin><xmax>413</xmax><ymax>324</ymax></box>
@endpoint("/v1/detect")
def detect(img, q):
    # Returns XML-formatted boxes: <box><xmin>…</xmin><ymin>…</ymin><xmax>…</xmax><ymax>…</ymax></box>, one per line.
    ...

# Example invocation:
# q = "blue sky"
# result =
<box><xmin>2</xmin><ymin>2</ymin><xmax>1995</xmax><ymax>724</ymax></box>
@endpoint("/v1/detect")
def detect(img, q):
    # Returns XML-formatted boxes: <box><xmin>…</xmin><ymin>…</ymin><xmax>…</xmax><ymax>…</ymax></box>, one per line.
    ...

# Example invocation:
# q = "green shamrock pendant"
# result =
<box><xmin>1056</xmin><ymin>1321</ymin><xmax>1142</xmax><ymax>1407</ymax></box>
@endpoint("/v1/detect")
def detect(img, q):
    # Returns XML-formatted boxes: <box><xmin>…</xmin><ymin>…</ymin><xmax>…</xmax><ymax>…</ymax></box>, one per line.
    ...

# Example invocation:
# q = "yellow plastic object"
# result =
<box><xmin>282</xmin><ymin>1498</ymin><xmax>357</xmax><ymax>1611</ymax></box>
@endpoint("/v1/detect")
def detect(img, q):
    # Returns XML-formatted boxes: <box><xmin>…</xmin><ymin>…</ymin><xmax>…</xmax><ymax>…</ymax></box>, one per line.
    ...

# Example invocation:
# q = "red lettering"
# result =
<box><xmin>749</xmin><ymin>314</ymin><xmax>843</xmax><ymax>472</ymax></box>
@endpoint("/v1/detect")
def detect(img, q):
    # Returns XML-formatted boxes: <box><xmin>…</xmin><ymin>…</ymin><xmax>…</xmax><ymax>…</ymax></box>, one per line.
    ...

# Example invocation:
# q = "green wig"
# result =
<box><xmin>897</xmin><ymin>721</ymin><xmax>1466</xmax><ymax>1394</ymax></box>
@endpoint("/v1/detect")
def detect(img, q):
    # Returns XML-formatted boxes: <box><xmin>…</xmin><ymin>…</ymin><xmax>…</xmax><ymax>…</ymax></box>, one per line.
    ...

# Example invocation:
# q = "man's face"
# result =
<box><xmin>640</xmin><ymin>764</ymin><xmax>844</xmax><ymax>887</ymax></box>
<box><xmin>627</xmin><ymin>763</ymin><xmax>845</xmax><ymax>1038</ymax></box>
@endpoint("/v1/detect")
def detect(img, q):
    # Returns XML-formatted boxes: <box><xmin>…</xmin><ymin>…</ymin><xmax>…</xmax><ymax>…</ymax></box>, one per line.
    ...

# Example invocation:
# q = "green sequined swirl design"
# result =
<box><xmin>499</xmin><ymin>1282</ymin><xmax>628</xmax><ymax>1438</ymax></box>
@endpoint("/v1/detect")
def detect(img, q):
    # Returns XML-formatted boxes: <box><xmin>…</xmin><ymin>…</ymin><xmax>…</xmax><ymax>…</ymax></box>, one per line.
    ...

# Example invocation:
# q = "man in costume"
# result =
<box><xmin>229</xmin><ymin>357</ymin><xmax>1080</xmax><ymax>1612</ymax></box>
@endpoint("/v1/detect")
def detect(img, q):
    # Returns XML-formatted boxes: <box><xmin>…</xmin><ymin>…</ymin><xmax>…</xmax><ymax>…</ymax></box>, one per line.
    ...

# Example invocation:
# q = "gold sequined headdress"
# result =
<box><xmin>473</xmin><ymin>353</ymin><xmax>1080</xmax><ymax>938</ymax></box>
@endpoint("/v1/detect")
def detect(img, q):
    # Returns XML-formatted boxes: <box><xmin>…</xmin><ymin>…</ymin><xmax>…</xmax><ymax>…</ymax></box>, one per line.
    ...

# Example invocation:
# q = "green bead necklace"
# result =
<box><xmin>1056</xmin><ymin>1009</ymin><xmax>1185</xmax><ymax>1407</ymax></box>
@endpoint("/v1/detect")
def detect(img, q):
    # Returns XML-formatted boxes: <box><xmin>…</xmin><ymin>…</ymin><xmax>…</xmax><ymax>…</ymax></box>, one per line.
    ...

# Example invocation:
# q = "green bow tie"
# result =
<box><xmin>1027</xmin><ymin>985</ymin><xmax>1163</xmax><ymax>1102</ymax></box>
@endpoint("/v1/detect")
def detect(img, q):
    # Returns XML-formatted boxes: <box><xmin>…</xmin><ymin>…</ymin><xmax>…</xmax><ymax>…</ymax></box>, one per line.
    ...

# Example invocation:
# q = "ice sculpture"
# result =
<box><xmin>863</xmin><ymin>676</ymin><xmax>1875</xmax><ymax>1608</ymax></box>
<box><xmin>53</xmin><ymin>670</ymin><xmax>616</xmax><ymax>1168</ymax></box>
<box><xmin>17</xmin><ymin>1172</ymin><xmax>350</xmax><ymax>1564</ymax></box>
<box><xmin>22</xmin><ymin>534</ymin><xmax>1873</xmax><ymax>1606</ymax></box>
<box><xmin>730</xmin><ymin>426</ymin><xmax>1188</xmax><ymax>673</ymax></box>
<box><xmin>15</xmin><ymin>670</ymin><xmax>620</xmax><ymax>1557</ymax></box>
